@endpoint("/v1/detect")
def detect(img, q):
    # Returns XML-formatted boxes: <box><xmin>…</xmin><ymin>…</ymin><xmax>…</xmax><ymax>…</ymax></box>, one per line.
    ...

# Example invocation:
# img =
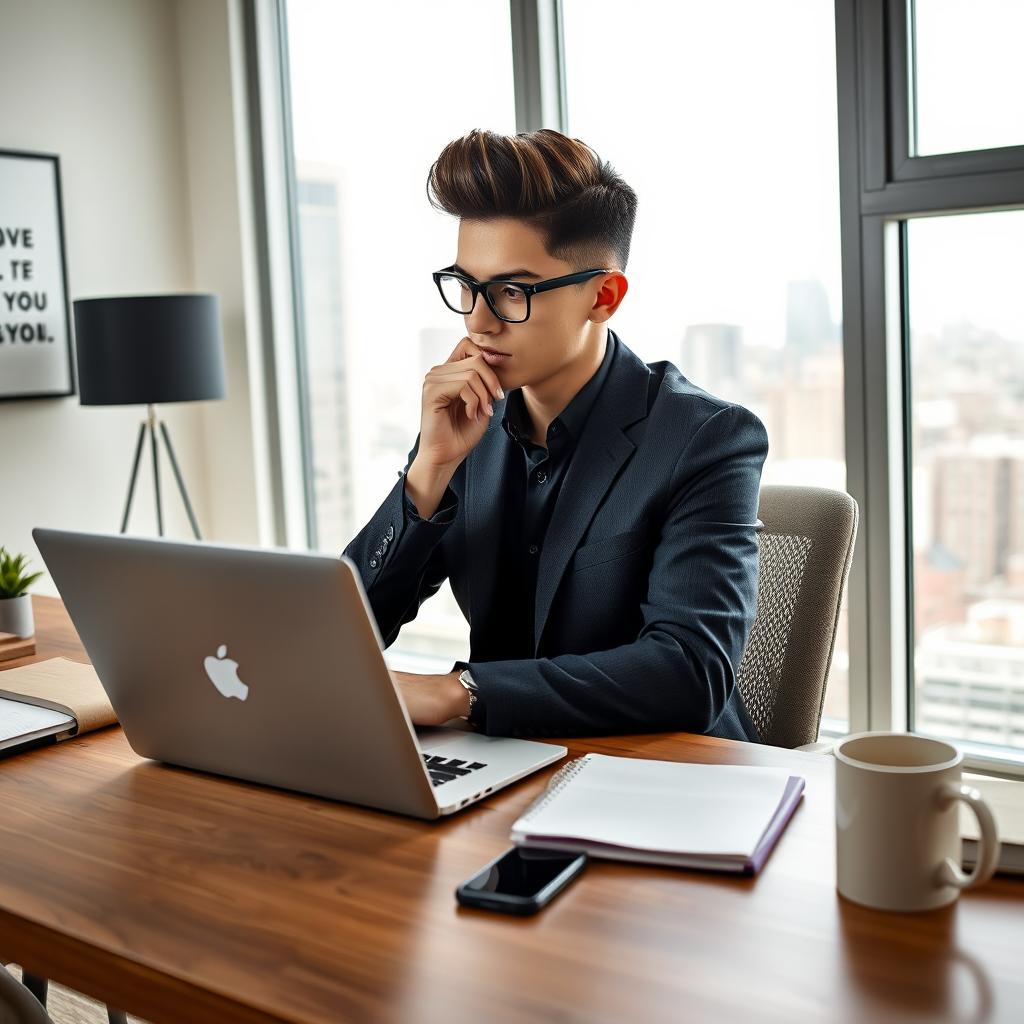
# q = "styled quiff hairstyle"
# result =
<box><xmin>426</xmin><ymin>128</ymin><xmax>638</xmax><ymax>273</ymax></box>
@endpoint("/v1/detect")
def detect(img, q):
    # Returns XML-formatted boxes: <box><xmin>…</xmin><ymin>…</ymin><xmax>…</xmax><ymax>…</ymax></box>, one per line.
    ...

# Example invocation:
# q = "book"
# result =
<box><xmin>0</xmin><ymin>631</ymin><xmax>36</xmax><ymax>663</ymax></box>
<box><xmin>962</xmin><ymin>773</ymin><xmax>1024</xmax><ymax>877</ymax></box>
<box><xmin>0</xmin><ymin>657</ymin><xmax>116</xmax><ymax>752</ymax></box>
<box><xmin>510</xmin><ymin>753</ymin><xmax>805</xmax><ymax>875</ymax></box>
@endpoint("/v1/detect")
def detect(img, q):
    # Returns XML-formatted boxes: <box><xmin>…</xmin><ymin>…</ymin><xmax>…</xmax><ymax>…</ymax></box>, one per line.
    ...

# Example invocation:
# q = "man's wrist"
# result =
<box><xmin>449</xmin><ymin>670</ymin><xmax>472</xmax><ymax>719</ymax></box>
<box><xmin>404</xmin><ymin>457</ymin><xmax>459</xmax><ymax>520</ymax></box>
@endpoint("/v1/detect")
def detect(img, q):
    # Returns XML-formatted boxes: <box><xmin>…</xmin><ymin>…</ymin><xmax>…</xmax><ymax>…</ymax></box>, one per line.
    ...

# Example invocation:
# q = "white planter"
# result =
<box><xmin>0</xmin><ymin>594</ymin><xmax>34</xmax><ymax>638</ymax></box>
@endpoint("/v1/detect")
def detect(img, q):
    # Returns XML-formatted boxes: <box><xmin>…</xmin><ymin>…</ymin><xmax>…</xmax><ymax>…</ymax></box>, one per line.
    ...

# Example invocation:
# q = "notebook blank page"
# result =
<box><xmin>520</xmin><ymin>754</ymin><xmax>793</xmax><ymax>857</ymax></box>
<box><xmin>0</xmin><ymin>696</ymin><xmax>75</xmax><ymax>743</ymax></box>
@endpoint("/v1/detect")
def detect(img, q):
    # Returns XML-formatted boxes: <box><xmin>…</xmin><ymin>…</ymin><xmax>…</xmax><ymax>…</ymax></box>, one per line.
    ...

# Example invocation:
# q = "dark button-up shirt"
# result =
<box><xmin>490</xmin><ymin>335</ymin><xmax>614</xmax><ymax>661</ymax></box>
<box><xmin>402</xmin><ymin>333</ymin><xmax>615</xmax><ymax>724</ymax></box>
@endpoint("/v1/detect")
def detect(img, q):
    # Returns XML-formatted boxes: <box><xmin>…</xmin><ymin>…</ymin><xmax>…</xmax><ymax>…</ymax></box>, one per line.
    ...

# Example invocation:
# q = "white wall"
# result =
<box><xmin>0</xmin><ymin>0</ymin><xmax>270</xmax><ymax>597</ymax></box>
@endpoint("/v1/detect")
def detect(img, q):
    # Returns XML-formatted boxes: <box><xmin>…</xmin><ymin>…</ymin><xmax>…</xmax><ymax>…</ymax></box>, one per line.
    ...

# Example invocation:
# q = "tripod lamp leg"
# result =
<box><xmin>160</xmin><ymin>420</ymin><xmax>203</xmax><ymax>540</ymax></box>
<box><xmin>149</xmin><ymin>404</ymin><xmax>163</xmax><ymax>537</ymax></box>
<box><xmin>120</xmin><ymin>420</ymin><xmax>148</xmax><ymax>534</ymax></box>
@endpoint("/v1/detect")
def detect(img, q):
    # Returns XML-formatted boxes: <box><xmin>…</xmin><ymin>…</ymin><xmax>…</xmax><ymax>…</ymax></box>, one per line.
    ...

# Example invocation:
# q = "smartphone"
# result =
<box><xmin>455</xmin><ymin>845</ymin><xmax>587</xmax><ymax>915</ymax></box>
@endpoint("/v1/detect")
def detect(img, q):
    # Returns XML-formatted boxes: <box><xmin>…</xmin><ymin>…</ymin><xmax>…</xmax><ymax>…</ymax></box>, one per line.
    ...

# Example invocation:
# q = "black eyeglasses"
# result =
<box><xmin>432</xmin><ymin>265</ymin><xmax>610</xmax><ymax>323</ymax></box>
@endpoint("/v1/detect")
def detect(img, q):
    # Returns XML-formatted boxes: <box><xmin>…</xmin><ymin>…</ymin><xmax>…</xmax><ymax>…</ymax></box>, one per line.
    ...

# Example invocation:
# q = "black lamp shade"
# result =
<box><xmin>73</xmin><ymin>294</ymin><xmax>227</xmax><ymax>406</ymax></box>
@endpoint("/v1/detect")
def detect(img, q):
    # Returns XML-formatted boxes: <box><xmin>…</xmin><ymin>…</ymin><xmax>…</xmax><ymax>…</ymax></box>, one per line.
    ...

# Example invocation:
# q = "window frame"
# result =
<box><xmin>835</xmin><ymin>0</ymin><xmax>1024</xmax><ymax>776</ymax></box>
<box><xmin>242</xmin><ymin>0</ymin><xmax>316</xmax><ymax>552</ymax></box>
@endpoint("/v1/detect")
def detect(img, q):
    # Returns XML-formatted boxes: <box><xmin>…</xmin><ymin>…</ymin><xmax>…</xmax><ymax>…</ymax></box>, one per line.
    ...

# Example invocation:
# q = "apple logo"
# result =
<box><xmin>203</xmin><ymin>644</ymin><xmax>249</xmax><ymax>701</ymax></box>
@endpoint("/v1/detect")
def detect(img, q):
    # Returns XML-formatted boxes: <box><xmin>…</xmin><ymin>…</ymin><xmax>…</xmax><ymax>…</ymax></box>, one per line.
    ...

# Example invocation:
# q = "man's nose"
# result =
<box><xmin>465</xmin><ymin>289</ymin><xmax>501</xmax><ymax>335</ymax></box>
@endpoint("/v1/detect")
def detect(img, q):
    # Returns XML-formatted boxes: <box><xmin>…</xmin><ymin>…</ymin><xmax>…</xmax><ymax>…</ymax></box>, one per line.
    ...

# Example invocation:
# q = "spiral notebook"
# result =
<box><xmin>510</xmin><ymin>753</ymin><xmax>805</xmax><ymax>875</ymax></box>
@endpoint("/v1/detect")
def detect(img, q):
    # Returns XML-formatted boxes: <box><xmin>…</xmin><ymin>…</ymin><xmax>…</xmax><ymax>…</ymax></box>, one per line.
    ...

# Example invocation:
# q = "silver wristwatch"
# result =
<box><xmin>457</xmin><ymin>668</ymin><xmax>479</xmax><ymax>721</ymax></box>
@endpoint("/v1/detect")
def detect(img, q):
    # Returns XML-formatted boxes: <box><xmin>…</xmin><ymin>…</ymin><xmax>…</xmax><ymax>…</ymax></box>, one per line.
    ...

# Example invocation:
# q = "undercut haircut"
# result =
<box><xmin>426</xmin><ymin>128</ymin><xmax>638</xmax><ymax>274</ymax></box>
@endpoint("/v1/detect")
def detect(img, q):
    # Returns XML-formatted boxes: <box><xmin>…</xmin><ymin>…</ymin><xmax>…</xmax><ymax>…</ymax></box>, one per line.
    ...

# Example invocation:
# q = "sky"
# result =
<box><xmin>914</xmin><ymin>0</ymin><xmax>1024</xmax><ymax>157</ymax></box>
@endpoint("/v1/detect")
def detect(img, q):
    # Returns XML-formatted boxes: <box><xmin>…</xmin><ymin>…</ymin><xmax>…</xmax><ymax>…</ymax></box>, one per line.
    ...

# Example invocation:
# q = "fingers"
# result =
<box><xmin>423</xmin><ymin>365</ymin><xmax>493</xmax><ymax>423</ymax></box>
<box><xmin>432</xmin><ymin>362</ymin><xmax>504</xmax><ymax>404</ymax></box>
<box><xmin>459</xmin><ymin>371</ymin><xmax>494</xmax><ymax>414</ymax></box>
<box><xmin>445</xmin><ymin>334</ymin><xmax>478</xmax><ymax>363</ymax></box>
<box><xmin>436</xmin><ymin>338</ymin><xmax>505</xmax><ymax>401</ymax></box>
<box><xmin>423</xmin><ymin>336</ymin><xmax>507</xmax><ymax>426</ymax></box>
<box><xmin>450</xmin><ymin>371</ymin><xmax>491</xmax><ymax>422</ymax></box>
<box><xmin>459</xmin><ymin>379</ymin><xmax>493</xmax><ymax>422</ymax></box>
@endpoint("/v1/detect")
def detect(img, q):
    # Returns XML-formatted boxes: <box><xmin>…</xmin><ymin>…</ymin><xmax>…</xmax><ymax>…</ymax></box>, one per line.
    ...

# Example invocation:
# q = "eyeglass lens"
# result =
<box><xmin>437</xmin><ymin>274</ymin><xmax>529</xmax><ymax>322</ymax></box>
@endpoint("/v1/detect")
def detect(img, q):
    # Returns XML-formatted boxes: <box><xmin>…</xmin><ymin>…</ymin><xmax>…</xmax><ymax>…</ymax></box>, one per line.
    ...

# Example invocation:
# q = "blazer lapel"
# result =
<box><xmin>533</xmin><ymin>332</ymin><xmax>652</xmax><ymax>652</ymax></box>
<box><xmin>465</xmin><ymin>330</ymin><xmax>653</xmax><ymax>652</ymax></box>
<box><xmin>465</xmin><ymin>400</ymin><xmax>516</xmax><ymax>632</ymax></box>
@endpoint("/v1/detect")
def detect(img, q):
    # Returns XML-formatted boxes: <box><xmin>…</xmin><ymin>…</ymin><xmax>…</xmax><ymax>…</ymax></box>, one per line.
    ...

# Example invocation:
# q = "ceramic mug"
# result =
<box><xmin>834</xmin><ymin>732</ymin><xmax>1000</xmax><ymax>911</ymax></box>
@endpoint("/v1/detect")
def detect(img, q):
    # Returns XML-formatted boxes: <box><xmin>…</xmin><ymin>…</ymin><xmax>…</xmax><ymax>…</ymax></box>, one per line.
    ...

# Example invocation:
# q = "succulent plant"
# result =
<box><xmin>0</xmin><ymin>547</ymin><xmax>44</xmax><ymax>599</ymax></box>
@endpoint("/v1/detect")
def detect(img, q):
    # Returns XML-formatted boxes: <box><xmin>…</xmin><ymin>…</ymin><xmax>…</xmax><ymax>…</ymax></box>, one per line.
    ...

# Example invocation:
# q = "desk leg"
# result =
<box><xmin>19</xmin><ymin>970</ymin><xmax>129</xmax><ymax>1023</ymax></box>
<box><xmin>21</xmin><ymin>972</ymin><xmax>47</xmax><ymax>1005</ymax></box>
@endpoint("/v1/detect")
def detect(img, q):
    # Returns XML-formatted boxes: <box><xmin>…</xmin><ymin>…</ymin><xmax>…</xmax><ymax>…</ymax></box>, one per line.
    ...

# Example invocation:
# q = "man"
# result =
<box><xmin>343</xmin><ymin>128</ymin><xmax>768</xmax><ymax>742</ymax></box>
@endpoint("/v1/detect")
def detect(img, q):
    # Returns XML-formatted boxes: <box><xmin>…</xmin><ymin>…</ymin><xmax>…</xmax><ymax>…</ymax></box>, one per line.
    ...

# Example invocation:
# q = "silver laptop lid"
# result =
<box><xmin>33</xmin><ymin>528</ymin><xmax>440</xmax><ymax>818</ymax></box>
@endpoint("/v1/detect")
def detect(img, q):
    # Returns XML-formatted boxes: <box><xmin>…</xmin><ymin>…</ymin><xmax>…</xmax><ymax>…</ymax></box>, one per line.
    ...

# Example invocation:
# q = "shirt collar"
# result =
<box><xmin>502</xmin><ymin>329</ymin><xmax>616</xmax><ymax>448</ymax></box>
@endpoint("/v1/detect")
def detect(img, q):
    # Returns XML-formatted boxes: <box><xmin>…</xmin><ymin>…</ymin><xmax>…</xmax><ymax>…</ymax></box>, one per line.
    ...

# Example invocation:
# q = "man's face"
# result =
<box><xmin>453</xmin><ymin>217</ymin><xmax>612</xmax><ymax>391</ymax></box>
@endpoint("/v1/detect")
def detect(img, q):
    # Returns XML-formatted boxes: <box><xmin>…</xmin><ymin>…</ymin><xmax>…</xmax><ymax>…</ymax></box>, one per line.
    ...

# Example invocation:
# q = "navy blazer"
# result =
<box><xmin>343</xmin><ymin>328</ymin><xmax>768</xmax><ymax>743</ymax></box>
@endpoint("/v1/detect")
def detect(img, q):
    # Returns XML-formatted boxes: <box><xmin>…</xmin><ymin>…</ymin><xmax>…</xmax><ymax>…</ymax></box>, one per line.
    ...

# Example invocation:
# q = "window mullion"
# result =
<box><xmin>510</xmin><ymin>0</ymin><xmax>567</xmax><ymax>132</ymax></box>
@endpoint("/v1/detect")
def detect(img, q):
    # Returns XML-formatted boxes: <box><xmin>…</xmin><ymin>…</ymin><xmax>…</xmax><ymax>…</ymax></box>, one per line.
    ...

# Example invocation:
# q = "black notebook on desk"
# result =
<box><xmin>510</xmin><ymin>753</ymin><xmax>805</xmax><ymax>875</ymax></box>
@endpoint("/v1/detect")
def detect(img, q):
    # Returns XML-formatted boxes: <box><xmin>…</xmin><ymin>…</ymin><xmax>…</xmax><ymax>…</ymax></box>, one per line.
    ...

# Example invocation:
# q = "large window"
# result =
<box><xmin>281</xmin><ymin>1</ymin><xmax>848</xmax><ymax>700</ymax></box>
<box><xmin>561</xmin><ymin>0</ymin><xmax>848</xmax><ymax>726</ymax></box>
<box><xmin>834</xmin><ymin>0</ymin><xmax>1024</xmax><ymax>771</ymax></box>
<box><xmin>907</xmin><ymin>210</ymin><xmax>1024</xmax><ymax>754</ymax></box>
<box><xmin>283</xmin><ymin>0</ymin><xmax>517</xmax><ymax>660</ymax></box>
<box><xmin>269</xmin><ymin>0</ymin><xmax>1024</xmax><ymax>770</ymax></box>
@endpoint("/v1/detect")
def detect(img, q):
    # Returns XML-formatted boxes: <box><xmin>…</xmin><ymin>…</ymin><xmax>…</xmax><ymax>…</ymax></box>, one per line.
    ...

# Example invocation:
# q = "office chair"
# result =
<box><xmin>0</xmin><ymin>966</ymin><xmax>52</xmax><ymax>1023</ymax></box>
<box><xmin>735</xmin><ymin>485</ymin><xmax>859</xmax><ymax>749</ymax></box>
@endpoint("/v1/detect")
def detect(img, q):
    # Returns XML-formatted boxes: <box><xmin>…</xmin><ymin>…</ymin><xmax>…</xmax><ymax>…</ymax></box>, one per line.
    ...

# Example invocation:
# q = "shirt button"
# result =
<box><xmin>528</xmin><ymin>544</ymin><xmax>539</xmax><ymax>555</ymax></box>
<box><xmin>370</xmin><ymin>558</ymin><xmax>378</xmax><ymax>568</ymax></box>
<box><xmin>386</xmin><ymin>525</ymin><xmax>394</xmax><ymax>540</ymax></box>
<box><xmin>536</xmin><ymin>470</ymin><xmax>547</xmax><ymax>483</ymax></box>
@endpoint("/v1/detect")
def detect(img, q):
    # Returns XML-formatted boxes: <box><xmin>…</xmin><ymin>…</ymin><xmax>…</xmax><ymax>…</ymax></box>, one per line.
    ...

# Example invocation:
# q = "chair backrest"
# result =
<box><xmin>0</xmin><ymin>968</ymin><xmax>52</xmax><ymax>1024</ymax></box>
<box><xmin>736</xmin><ymin>485</ymin><xmax>858</xmax><ymax>748</ymax></box>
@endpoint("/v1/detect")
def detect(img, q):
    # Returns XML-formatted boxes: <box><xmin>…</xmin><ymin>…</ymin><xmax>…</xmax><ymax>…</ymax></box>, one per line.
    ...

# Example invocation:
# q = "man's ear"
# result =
<box><xmin>589</xmin><ymin>272</ymin><xmax>628</xmax><ymax>323</ymax></box>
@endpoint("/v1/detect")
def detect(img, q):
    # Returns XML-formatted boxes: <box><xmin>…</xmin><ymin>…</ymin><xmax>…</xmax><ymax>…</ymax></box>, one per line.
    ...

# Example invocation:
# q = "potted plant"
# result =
<box><xmin>0</xmin><ymin>547</ymin><xmax>44</xmax><ymax>639</ymax></box>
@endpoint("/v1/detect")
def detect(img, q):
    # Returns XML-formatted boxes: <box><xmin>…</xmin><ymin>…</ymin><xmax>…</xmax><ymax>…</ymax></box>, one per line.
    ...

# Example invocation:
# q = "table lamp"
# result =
<box><xmin>72</xmin><ymin>293</ymin><xmax>227</xmax><ymax>539</ymax></box>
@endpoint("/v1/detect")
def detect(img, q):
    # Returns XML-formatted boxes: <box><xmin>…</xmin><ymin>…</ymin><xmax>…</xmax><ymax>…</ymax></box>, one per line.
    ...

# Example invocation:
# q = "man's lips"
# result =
<box><xmin>479</xmin><ymin>347</ymin><xmax>512</xmax><ymax>365</ymax></box>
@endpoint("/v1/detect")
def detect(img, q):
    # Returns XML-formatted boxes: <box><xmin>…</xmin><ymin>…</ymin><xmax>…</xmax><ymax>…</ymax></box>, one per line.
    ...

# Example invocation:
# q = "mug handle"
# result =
<box><xmin>934</xmin><ymin>782</ymin><xmax>1001</xmax><ymax>890</ymax></box>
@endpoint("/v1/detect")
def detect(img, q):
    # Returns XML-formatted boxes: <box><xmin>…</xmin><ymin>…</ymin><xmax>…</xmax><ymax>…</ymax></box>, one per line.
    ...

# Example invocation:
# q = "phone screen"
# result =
<box><xmin>459</xmin><ymin>846</ymin><xmax>586</xmax><ymax>902</ymax></box>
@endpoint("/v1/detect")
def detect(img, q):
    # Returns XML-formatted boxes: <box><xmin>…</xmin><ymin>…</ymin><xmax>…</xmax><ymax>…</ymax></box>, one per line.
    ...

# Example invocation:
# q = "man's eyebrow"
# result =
<box><xmin>452</xmin><ymin>263</ymin><xmax>543</xmax><ymax>281</ymax></box>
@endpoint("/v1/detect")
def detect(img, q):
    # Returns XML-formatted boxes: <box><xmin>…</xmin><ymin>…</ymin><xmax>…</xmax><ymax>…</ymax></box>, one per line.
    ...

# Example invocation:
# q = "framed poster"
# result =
<box><xmin>0</xmin><ymin>149</ymin><xmax>74</xmax><ymax>400</ymax></box>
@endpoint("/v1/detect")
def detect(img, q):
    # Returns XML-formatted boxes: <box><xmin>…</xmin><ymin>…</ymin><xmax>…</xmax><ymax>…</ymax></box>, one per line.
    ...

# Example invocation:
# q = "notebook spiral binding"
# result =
<box><xmin>518</xmin><ymin>754</ymin><xmax>594</xmax><ymax>822</ymax></box>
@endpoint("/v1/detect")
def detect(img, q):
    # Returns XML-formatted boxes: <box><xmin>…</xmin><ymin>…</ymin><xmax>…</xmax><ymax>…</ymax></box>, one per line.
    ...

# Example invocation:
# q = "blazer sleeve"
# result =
<box><xmin>341</xmin><ymin>435</ymin><xmax>458</xmax><ymax>649</ymax></box>
<box><xmin>466</xmin><ymin>403</ymin><xmax>769</xmax><ymax>737</ymax></box>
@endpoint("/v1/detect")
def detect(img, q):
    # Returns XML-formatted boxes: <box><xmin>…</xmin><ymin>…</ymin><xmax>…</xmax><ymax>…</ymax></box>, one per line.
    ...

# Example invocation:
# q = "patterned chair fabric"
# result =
<box><xmin>736</xmin><ymin>486</ymin><xmax>859</xmax><ymax>748</ymax></box>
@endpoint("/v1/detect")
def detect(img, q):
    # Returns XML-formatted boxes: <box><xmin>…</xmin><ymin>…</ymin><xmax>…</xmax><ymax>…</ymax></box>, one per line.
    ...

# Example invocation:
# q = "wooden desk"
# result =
<box><xmin>0</xmin><ymin>596</ymin><xmax>1020</xmax><ymax>1024</ymax></box>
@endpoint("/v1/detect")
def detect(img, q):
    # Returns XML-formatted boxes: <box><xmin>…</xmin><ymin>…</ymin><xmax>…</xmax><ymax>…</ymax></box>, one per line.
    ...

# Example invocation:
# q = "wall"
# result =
<box><xmin>0</xmin><ymin>0</ymin><xmax>271</xmax><ymax>598</ymax></box>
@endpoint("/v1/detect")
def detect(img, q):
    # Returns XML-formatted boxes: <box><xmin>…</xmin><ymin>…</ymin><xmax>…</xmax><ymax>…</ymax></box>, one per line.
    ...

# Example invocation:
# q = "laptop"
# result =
<box><xmin>32</xmin><ymin>528</ymin><xmax>567</xmax><ymax>819</ymax></box>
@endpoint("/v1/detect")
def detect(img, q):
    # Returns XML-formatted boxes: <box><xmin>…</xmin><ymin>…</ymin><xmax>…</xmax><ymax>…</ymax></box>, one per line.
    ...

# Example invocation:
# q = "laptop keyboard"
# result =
<box><xmin>421</xmin><ymin>753</ymin><xmax>488</xmax><ymax>787</ymax></box>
